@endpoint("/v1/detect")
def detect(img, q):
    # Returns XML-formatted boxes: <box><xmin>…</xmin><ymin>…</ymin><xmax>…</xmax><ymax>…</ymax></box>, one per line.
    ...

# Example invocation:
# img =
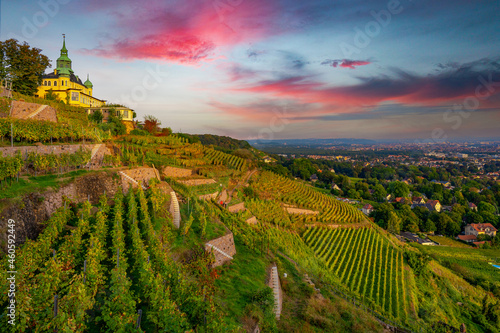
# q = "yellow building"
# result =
<box><xmin>35</xmin><ymin>35</ymin><xmax>105</xmax><ymax>107</ymax></box>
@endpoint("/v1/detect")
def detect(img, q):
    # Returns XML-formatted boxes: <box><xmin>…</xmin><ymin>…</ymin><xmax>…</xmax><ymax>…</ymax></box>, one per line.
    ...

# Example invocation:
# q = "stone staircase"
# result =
<box><xmin>86</xmin><ymin>144</ymin><xmax>103</xmax><ymax>167</ymax></box>
<box><xmin>269</xmin><ymin>265</ymin><xmax>282</xmax><ymax>320</ymax></box>
<box><xmin>119</xmin><ymin>171</ymin><xmax>147</xmax><ymax>190</ymax></box>
<box><xmin>23</xmin><ymin>104</ymin><xmax>47</xmax><ymax>119</ymax></box>
<box><xmin>206</xmin><ymin>243</ymin><xmax>234</xmax><ymax>260</ymax></box>
<box><xmin>170</xmin><ymin>191</ymin><xmax>181</xmax><ymax>229</ymax></box>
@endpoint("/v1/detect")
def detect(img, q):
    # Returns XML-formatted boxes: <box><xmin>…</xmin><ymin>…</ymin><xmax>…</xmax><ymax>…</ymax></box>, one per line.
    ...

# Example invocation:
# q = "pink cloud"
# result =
<box><xmin>322</xmin><ymin>59</ymin><xmax>371</xmax><ymax>69</ymax></box>
<box><xmin>217</xmin><ymin>62</ymin><xmax>500</xmax><ymax>122</ymax></box>
<box><xmin>83</xmin><ymin>0</ymin><xmax>282</xmax><ymax>63</ymax></box>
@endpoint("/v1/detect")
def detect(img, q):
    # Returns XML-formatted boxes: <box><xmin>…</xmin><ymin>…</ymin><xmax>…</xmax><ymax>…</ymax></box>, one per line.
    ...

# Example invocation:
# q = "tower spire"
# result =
<box><xmin>56</xmin><ymin>34</ymin><xmax>72</xmax><ymax>76</ymax></box>
<box><xmin>61</xmin><ymin>34</ymin><xmax>68</xmax><ymax>54</ymax></box>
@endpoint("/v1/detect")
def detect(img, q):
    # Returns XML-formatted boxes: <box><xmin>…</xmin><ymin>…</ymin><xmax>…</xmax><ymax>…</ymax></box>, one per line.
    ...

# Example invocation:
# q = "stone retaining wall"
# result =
<box><xmin>163</xmin><ymin>166</ymin><xmax>192</xmax><ymax>178</ymax></box>
<box><xmin>10</xmin><ymin>100</ymin><xmax>57</xmax><ymax>122</ymax></box>
<box><xmin>205</xmin><ymin>232</ymin><xmax>236</xmax><ymax>267</ymax></box>
<box><xmin>0</xmin><ymin>143</ymin><xmax>96</xmax><ymax>158</ymax></box>
<box><xmin>228</xmin><ymin>202</ymin><xmax>246</xmax><ymax>213</ymax></box>
<box><xmin>120</xmin><ymin>167</ymin><xmax>159</xmax><ymax>191</ymax></box>
<box><xmin>178</xmin><ymin>178</ymin><xmax>215</xmax><ymax>186</ymax></box>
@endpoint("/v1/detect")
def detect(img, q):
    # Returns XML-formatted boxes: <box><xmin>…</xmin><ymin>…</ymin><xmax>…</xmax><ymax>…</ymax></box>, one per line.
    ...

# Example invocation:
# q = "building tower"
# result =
<box><xmin>84</xmin><ymin>74</ymin><xmax>93</xmax><ymax>96</ymax></box>
<box><xmin>55</xmin><ymin>34</ymin><xmax>73</xmax><ymax>76</ymax></box>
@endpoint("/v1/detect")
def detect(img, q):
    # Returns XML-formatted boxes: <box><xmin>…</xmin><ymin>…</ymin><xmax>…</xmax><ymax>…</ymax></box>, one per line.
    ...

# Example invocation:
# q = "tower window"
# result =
<box><xmin>48</xmin><ymin>81</ymin><xmax>51</xmax><ymax>86</ymax></box>
<box><xmin>44</xmin><ymin>81</ymin><xmax>47</xmax><ymax>86</ymax></box>
<box><xmin>54</xmin><ymin>81</ymin><xmax>57</xmax><ymax>86</ymax></box>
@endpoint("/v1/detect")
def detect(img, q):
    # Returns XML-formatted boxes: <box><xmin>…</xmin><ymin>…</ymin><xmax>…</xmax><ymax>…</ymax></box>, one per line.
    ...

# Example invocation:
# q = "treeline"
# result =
<box><xmin>180</xmin><ymin>134</ymin><xmax>251</xmax><ymax>151</ymax></box>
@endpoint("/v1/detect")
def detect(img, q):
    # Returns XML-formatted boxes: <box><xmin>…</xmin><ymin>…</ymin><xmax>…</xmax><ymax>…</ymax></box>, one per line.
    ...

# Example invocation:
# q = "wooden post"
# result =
<box><xmin>83</xmin><ymin>260</ymin><xmax>87</xmax><ymax>283</ymax></box>
<box><xmin>53</xmin><ymin>294</ymin><xmax>58</xmax><ymax>322</ymax></box>
<box><xmin>136</xmin><ymin>309</ymin><xmax>142</xmax><ymax>329</ymax></box>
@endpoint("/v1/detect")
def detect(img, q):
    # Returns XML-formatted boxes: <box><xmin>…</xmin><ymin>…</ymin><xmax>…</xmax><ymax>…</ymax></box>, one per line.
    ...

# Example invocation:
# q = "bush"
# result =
<box><xmin>129</xmin><ymin>129</ymin><xmax>150</xmax><ymax>136</ymax></box>
<box><xmin>404</xmin><ymin>250</ymin><xmax>430</xmax><ymax>276</ymax></box>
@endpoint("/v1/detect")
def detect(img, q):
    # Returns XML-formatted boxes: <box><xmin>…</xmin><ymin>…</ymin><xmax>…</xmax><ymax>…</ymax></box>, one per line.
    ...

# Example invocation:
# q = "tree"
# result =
<box><xmin>424</xmin><ymin>219</ymin><xmax>436</xmax><ymax>233</ymax></box>
<box><xmin>0</xmin><ymin>39</ymin><xmax>50</xmax><ymax>95</ymax></box>
<box><xmin>372</xmin><ymin>203</ymin><xmax>394</xmax><ymax>229</ymax></box>
<box><xmin>44</xmin><ymin>89</ymin><xmax>59</xmax><ymax>101</ymax></box>
<box><xmin>99</xmin><ymin>111</ymin><xmax>126</xmax><ymax>136</ymax></box>
<box><xmin>389</xmin><ymin>181</ymin><xmax>409</xmax><ymax>198</ymax></box>
<box><xmin>399</xmin><ymin>205</ymin><xmax>420</xmax><ymax>232</ymax></box>
<box><xmin>143</xmin><ymin>115</ymin><xmax>161</xmax><ymax>134</ymax></box>
<box><xmin>387</xmin><ymin>211</ymin><xmax>401</xmax><ymax>234</ymax></box>
<box><xmin>88</xmin><ymin>110</ymin><xmax>103</xmax><ymax>124</ymax></box>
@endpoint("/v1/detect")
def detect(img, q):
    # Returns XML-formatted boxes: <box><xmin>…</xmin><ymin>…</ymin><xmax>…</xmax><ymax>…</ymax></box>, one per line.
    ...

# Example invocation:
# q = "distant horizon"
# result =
<box><xmin>3</xmin><ymin>0</ymin><xmax>500</xmax><ymax>140</ymax></box>
<box><xmin>244</xmin><ymin>137</ymin><xmax>500</xmax><ymax>143</ymax></box>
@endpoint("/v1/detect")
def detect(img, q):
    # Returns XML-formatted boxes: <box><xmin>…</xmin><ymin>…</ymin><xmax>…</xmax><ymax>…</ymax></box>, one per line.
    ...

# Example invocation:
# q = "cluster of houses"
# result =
<box><xmin>457</xmin><ymin>223</ymin><xmax>497</xmax><ymax>246</ymax></box>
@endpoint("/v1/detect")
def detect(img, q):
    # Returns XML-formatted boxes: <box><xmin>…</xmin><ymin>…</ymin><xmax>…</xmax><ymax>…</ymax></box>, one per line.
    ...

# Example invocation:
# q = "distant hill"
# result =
<box><xmin>182</xmin><ymin>133</ymin><xmax>252</xmax><ymax>151</ymax></box>
<box><xmin>249</xmin><ymin>138</ymin><xmax>377</xmax><ymax>147</ymax></box>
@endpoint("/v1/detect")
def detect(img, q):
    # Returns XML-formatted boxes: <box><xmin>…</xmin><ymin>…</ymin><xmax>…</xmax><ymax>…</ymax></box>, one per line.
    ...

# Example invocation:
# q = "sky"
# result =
<box><xmin>2</xmin><ymin>0</ymin><xmax>500</xmax><ymax>141</ymax></box>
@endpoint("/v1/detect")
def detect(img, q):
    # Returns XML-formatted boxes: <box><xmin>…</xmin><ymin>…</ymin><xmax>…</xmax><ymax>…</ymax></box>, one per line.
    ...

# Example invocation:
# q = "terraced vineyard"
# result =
<box><xmin>303</xmin><ymin>226</ymin><xmax>410</xmax><ymax>321</ymax></box>
<box><xmin>120</xmin><ymin>136</ymin><xmax>248</xmax><ymax>171</ymax></box>
<box><xmin>253</xmin><ymin>171</ymin><xmax>365</xmax><ymax>224</ymax></box>
<box><xmin>1</xmin><ymin>182</ymin><xmax>223</xmax><ymax>332</ymax></box>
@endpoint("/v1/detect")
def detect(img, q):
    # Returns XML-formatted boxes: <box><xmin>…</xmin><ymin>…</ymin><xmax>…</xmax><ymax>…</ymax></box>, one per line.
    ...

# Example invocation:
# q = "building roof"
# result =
<box><xmin>468</xmin><ymin>202</ymin><xmax>477</xmax><ymax>208</ymax></box>
<box><xmin>400</xmin><ymin>232</ymin><xmax>435</xmax><ymax>245</ymax></box>
<box><xmin>363</xmin><ymin>204</ymin><xmax>373</xmax><ymax>209</ymax></box>
<box><xmin>427</xmin><ymin>200</ymin><xmax>440</xmax><ymax>208</ymax></box>
<box><xmin>84</xmin><ymin>74</ymin><xmax>93</xmax><ymax>88</ymax></box>
<box><xmin>412</xmin><ymin>196</ymin><xmax>424</xmax><ymax>202</ymax></box>
<box><xmin>42</xmin><ymin>71</ymin><xmax>84</xmax><ymax>86</ymax></box>
<box><xmin>469</xmin><ymin>223</ymin><xmax>497</xmax><ymax>232</ymax></box>
<box><xmin>457</xmin><ymin>235</ymin><xmax>477</xmax><ymax>241</ymax></box>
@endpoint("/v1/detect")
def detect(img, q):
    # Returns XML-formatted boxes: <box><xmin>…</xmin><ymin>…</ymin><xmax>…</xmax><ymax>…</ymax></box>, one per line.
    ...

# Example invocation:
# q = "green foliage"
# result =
<box><xmin>0</xmin><ymin>117</ymin><xmax>108</xmax><ymax>143</ymax></box>
<box><xmin>99</xmin><ymin>112</ymin><xmax>126</xmax><ymax>136</ymax></box>
<box><xmin>44</xmin><ymin>89</ymin><xmax>59</xmax><ymax>101</ymax></box>
<box><xmin>388</xmin><ymin>181</ymin><xmax>410</xmax><ymax>198</ymax></box>
<box><xmin>404</xmin><ymin>250</ymin><xmax>430</xmax><ymax>276</ymax></box>
<box><xmin>387</xmin><ymin>211</ymin><xmax>401</xmax><ymax>234</ymax></box>
<box><xmin>88</xmin><ymin>110</ymin><xmax>103</xmax><ymax>124</ymax></box>
<box><xmin>0</xmin><ymin>39</ymin><xmax>50</xmax><ymax>95</ymax></box>
<box><xmin>129</xmin><ymin>128</ymin><xmax>150</xmax><ymax>136</ymax></box>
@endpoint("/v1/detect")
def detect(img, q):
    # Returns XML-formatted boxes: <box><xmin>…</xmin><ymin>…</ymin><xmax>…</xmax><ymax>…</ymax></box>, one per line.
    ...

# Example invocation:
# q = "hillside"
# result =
<box><xmin>0</xmin><ymin>130</ymin><xmax>498</xmax><ymax>332</ymax></box>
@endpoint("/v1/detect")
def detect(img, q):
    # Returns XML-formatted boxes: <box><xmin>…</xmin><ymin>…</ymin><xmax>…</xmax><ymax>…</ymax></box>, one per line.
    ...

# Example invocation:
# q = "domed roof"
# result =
<box><xmin>84</xmin><ymin>74</ymin><xmax>93</xmax><ymax>88</ymax></box>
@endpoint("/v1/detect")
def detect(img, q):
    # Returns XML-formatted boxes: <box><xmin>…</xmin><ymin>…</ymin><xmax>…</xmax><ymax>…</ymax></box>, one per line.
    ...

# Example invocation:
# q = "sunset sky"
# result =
<box><xmin>2</xmin><ymin>0</ymin><xmax>500</xmax><ymax>141</ymax></box>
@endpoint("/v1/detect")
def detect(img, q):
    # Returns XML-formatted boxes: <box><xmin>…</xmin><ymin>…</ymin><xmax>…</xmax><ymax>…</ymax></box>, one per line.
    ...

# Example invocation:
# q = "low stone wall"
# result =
<box><xmin>120</xmin><ymin>167</ymin><xmax>160</xmax><ymax>191</ymax></box>
<box><xmin>0</xmin><ymin>143</ymin><xmax>96</xmax><ymax>158</ymax></box>
<box><xmin>163</xmin><ymin>166</ymin><xmax>192</xmax><ymax>178</ymax></box>
<box><xmin>205</xmin><ymin>232</ymin><xmax>236</xmax><ymax>267</ymax></box>
<box><xmin>199</xmin><ymin>191</ymin><xmax>218</xmax><ymax>201</ymax></box>
<box><xmin>245</xmin><ymin>216</ymin><xmax>258</xmax><ymax>225</ymax></box>
<box><xmin>178</xmin><ymin>178</ymin><xmax>215</xmax><ymax>186</ymax></box>
<box><xmin>285</xmin><ymin>207</ymin><xmax>319</xmax><ymax>215</ymax></box>
<box><xmin>228</xmin><ymin>202</ymin><xmax>246</xmax><ymax>213</ymax></box>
